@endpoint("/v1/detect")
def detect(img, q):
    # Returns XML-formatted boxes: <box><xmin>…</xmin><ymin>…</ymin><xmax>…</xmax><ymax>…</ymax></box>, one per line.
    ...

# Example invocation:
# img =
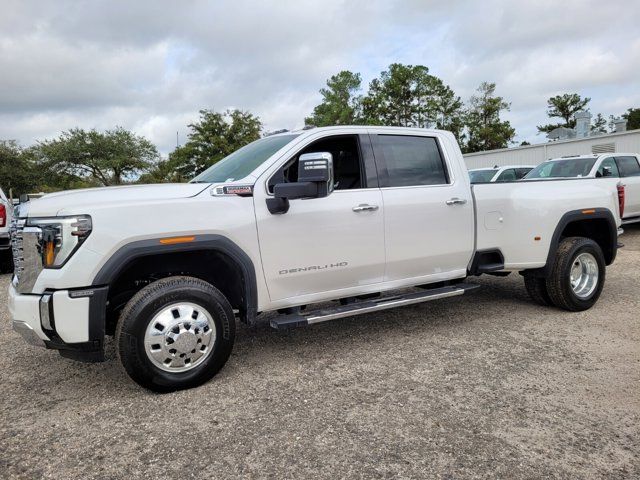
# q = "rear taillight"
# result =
<box><xmin>617</xmin><ymin>184</ymin><xmax>625</xmax><ymax>219</ymax></box>
<box><xmin>0</xmin><ymin>204</ymin><xmax>5</xmax><ymax>227</ymax></box>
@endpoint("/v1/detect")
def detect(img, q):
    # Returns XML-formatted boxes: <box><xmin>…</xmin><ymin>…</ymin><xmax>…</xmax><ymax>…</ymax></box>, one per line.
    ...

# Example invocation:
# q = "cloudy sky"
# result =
<box><xmin>1</xmin><ymin>0</ymin><xmax>639</xmax><ymax>154</ymax></box>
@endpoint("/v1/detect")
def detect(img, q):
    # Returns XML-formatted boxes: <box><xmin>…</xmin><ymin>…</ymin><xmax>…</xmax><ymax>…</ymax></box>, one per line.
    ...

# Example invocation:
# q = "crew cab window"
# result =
<box><xmin>615</xmin><ymin>156</ymin><xmax>640</xmax><ymax>177</ymax></box>
<box><xmin>495</xmin><ymin>169</ymin><xmax>517</xmax><ymax>182</ymax></box>
<box><xmin>268</xmin><ymin>135</ymin><xmax>364</xmax><ymax>193</ymax></box>
<box><xmin>377</xmin><ymin>135</ymin><xmax>448</xmax><ymax>187</ymax></box>
<box><xmin>515</xmin><ymin>168</ymin><xmax>533</xmax><ymax>179</ymax></box>
<box><xmin>596</xmin><ymin>158</ymin><xmax>620</xmax><ymax>177</ymax></box>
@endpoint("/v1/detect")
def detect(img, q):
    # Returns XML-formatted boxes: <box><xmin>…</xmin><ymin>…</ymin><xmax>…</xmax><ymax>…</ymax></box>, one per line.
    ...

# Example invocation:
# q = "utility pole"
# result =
<box><xmin>176</xmin><ymin>131</ymin><xmax>179</xmax><ymax>148</ymax></box>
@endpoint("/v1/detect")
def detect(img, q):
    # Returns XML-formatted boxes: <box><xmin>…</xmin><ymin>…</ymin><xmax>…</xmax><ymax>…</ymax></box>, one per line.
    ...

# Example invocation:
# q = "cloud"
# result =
<box><xmin>1</xmin><ymin>0</ymin><xmax>639</xmax><ymax>153</ymax></box>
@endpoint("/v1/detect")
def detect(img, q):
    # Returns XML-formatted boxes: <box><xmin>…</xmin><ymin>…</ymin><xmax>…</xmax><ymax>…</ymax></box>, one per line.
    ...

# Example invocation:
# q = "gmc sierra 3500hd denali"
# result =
<box><xmin>9</xmin><ymin>126</ymin><xmax>624</xmax><ymax>392</ymax></box>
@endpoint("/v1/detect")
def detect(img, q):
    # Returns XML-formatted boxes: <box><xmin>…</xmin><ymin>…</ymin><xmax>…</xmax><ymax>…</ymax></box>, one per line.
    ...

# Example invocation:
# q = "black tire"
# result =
<box><xmin>545</xmin><ymin>237</ymin><xmax>606</xmax><ymax>312</ymax></box>
<box><xmin>0</xmin><ymin>250</ymin><xmax>13</xmax><ymax>274</ymax></box>
<box><xmin>115</xmin><ymin>276</ymin><xmax>235</xmax><ymax>392</ymax></box>
<box><xmin>524</xmin><ymin>274</ymin><xmax>553</xmax><ymax>306</ymax></box>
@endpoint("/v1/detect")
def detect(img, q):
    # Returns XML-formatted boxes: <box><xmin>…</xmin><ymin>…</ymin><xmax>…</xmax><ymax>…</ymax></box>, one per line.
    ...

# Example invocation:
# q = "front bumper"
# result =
<box><xmin>8</xmin><ymin>282</ymin><xmax>108</xmax><ymax>362</ymax></box>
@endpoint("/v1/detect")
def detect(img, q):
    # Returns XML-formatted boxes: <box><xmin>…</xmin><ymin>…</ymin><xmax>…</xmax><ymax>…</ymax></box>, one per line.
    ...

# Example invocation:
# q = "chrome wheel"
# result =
<box><xmin>143</xmin><ymin>302</ymin><xmax>216</xmax><ymax>372</ymax></box>
<box><xmin>569</xmin><ymin>252</ymin><xmax>599</xmax><ymax>299</ymax></box>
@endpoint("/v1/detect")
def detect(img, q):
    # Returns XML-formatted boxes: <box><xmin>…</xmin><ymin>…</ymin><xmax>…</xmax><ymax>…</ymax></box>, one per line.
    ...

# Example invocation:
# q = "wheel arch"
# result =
<box><xmin>532</xmin><ymin>208</ymin><xmax>618</xmax><ymax>277</ymax></box>
<box><xmin>92</xmin><ymin>235</ymin><xmax>258</xmax><ymax>329</ymax></box>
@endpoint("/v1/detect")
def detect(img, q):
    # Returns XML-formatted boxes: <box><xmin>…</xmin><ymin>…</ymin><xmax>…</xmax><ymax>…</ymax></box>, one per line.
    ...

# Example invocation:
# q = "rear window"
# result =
<box><xmin>377</xmin><ymin>135</ymin><xmax>448</xmax><ymax>187</ymax></box>
<box><xmin>615</xmin><ymin>156</ymin><xmax>640</xmax><ymax>177</ymax></box>
<box><xmin>469</xmin><ymin>169</ymin><xmax>497</xmax><ymax>183</ymax></box>
<box><xmin>525</xmin><ymin>158</ymin><xmax>597</xmax><ymax>179</ymax></box>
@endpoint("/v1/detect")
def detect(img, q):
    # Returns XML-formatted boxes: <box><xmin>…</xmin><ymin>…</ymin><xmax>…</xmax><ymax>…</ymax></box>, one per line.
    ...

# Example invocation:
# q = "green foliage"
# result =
<box><xmin>0</xmin><ymin>141</ymin><xmax>37</xmax><ymax>197</ymax></box>
<box><xmin>537</xmin><ymin>93</ymin><xmax>590</xmax><ymax>133</ymax></box>
<box><xmin>304</xmin><ymin>71</ymin><xmax>364</xmax><ymax>126</ymax></box>
<box><xmin>146</xmin><ymin>109</ymin><xmax>262</xmax><ymax>182</ymax></box>
<box><xmin>591</xmin><ymin>113</ymin><xmax>608</xmax><ymax>133</ymax></box>
<box><xmin>36</xmin><ymin>127</ymin><xmax>158</xmax><ymax>186</ymax></box>
<box><xmin>622</xmin><ymin>108</ymin><xmax>640</xmax><ymax>130</ymax></box>
<box><xmin>462</xmin><ymin>82</ymin><xmax>515</xmax><ymax>153</ymax></box>
<box><xmin>361</xmin><ymin>64</ymin><xmax>463</xmax><ymax>132</ymax></box>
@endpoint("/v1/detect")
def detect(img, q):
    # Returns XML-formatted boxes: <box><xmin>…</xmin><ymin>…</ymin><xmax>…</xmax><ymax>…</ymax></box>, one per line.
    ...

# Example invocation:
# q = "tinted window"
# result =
<box><xmin>469</xmin><ymin>169</ymin><xmax>497</xmax><ymax>183</ymax></box>
<box><xmin>269</xmin><ymin>135</ymin><xmax>364</xmax><ymax>193</ymax></box>
<box><xmin>495</xmin><ymin>169</ymin><xmax>517</xmax><ymax>182</ymax></box>
<box><xmin>615</xmin><ymin>156</ymin><xmax>640</xmax><ymax>177</ymax></box>
<box><xmin>525</xmin><ymin>158</ymin><xmax>597</xmax><ymax>179</ymax></box>
<box><xmin>515</xmin><ymin>168</ymin><xmax>532</xmax><ymax>179</ymax></box>
<box><xmin>596</xmin><ymin>158</ymin><xmax>619</xmax><ymax>178</ymax></box>
<box><xmin>378</xmin><ymin>135</ymin><xmax>448</xmax><ymax>187</ymax></box>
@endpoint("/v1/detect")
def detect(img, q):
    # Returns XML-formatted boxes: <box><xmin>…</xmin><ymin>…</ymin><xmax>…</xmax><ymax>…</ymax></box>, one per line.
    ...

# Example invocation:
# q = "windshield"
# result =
<box><xmin>191</xmin><ymin>134</ymin><xmax>300</xmax><ymax>183</ymax></box>
<box><xmin>469</xmin><ymin>169</ymin><xmax>497</xmax><ymax>183</ymax></box>
<box><xmin>525</xmin><ymin>158</ymin><xmax>597</xmax><ymax>179</ymax></box>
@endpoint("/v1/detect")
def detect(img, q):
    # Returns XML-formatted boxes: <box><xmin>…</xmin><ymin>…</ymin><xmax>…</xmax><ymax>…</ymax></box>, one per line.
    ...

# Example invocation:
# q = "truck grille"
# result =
<box><xmin>10</xmin><ymin>217</ymin><xmax>26</xmax><ymax>284</ymax></box>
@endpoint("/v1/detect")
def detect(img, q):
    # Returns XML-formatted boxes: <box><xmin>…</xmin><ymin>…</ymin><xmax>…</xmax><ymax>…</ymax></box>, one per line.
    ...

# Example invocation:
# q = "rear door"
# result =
<box><xmin>371</xmin><ymin>132</ymin><xmax>474</xmax><ymax>283</ymax></box>
<box><xmin>615</xmin><ymin>155</ymin><xmax>640</xmax><ymax>217</ymax></box>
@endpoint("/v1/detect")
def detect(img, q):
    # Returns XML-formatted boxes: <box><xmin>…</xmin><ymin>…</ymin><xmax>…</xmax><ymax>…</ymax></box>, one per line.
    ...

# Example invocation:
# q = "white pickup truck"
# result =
<box><xmin>524</xmin><ymin>153</ymin><xmax>640</xmax><ymax>224</ymax></box>
<box><xmin>9</xmin><ymin>126</ymin><xmax>624</xmax><ymax>391</ymax></box>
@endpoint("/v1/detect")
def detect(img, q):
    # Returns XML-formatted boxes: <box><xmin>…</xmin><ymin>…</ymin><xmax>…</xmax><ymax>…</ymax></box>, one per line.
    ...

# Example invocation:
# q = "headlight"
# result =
<box><xmin>26</xmin><ymin>215</ymin><xmax>92</xmax><ymax>268</ymax></box>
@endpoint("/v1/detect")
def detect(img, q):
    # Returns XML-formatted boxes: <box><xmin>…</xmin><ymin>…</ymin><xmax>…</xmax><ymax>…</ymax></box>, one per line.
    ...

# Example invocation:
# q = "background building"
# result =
<box><xmin>464</xmin><ymin>116</ymin><xmax>639</xmax><ymax>169</ymax></box>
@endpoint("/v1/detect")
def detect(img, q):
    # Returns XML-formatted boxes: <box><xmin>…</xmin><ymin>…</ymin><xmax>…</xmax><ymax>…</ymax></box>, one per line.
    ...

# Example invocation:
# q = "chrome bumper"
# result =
<box><xmin>12</xmin><ymin>320</ymin><xmax>46</xmax><ymax>348</ymax></box>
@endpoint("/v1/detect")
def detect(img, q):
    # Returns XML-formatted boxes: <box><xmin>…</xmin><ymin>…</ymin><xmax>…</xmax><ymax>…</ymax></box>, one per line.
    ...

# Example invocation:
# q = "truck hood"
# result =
<box><xmin>23</xmin><ymin>183</ymin><xmax>210</xmax><ymax>217</ymax></box>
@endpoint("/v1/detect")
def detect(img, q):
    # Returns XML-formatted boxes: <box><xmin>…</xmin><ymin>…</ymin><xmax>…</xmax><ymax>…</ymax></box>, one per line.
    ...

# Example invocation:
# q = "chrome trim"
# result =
<box><xmin>12</xmin><ymin>320</ymin><xmax>47</xmax><ymax>348</ymax></box>
<box><xmin>39</xmin><ymin>294</ymin><xmax>53</xmax><ymax>330</ymax></box>
<box><xmin>352</xmin><ymin>204</ymin><xmax>379</xmax><ymax>212</ymax></box>
<box><xmin>305</xmin><ymin>288</ymin><xmax>465</xmax><ymax>325</ymax></box>
<box><xmin>446</xmin><ymin>197</ymin><xmax>468</xmax><ymax>205</ymax></box>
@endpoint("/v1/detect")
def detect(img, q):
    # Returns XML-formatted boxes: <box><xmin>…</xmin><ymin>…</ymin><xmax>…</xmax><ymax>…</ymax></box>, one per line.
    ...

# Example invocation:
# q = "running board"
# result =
<box><xmin>270</xmin><ymin>283</ymin><xmax>480</xmax><ymax>330</ymax></box>
<box><xmin>622</xmin><ymin>216</ymin><xmax>640</xmax><ymax>225</ymax></box>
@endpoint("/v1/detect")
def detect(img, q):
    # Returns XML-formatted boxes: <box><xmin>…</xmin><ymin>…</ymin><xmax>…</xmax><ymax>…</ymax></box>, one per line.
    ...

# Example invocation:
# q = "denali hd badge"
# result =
<box><xmin>279</xmin><ymin>262</ymin><xmax>348</xmax><ymax>275</ymax></box>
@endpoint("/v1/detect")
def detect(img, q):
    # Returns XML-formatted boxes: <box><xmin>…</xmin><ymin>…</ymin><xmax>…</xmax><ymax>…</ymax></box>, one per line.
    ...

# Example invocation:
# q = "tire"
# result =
<box><xmin>0</xmin><ymin>250</ymin><xmax>13</xmax><ymax>274</ymax></box>
<box><xmin>524</xmin><ymin>275</ymin><xmax>553</xmax><ymax>306</ymax></box>
<box><xmin>115</xmin><ymin>276</ymin><xmax>235</xmax><ymax>392</ymax></box>
<box><xmin>545</xmin><ymin>237</ymin><xmax>606</xmax><ymax>312</ymax></box>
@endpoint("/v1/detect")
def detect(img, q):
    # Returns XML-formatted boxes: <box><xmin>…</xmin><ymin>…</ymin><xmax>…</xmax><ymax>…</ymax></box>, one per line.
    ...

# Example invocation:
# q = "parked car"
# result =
<box><xmin>0</xmin><ymin>187</ymin><xmax>13</xmax><ymax>272</ymax></box>
<box><xmin>524</xmin><ymin>154</ymin><xmax>640</xmax><ymax>224</ymax></box>
<box><xmin>9</xmin><ymin>126</ymin><xmax>623</xmax><ymax>391</ymax></box>
<box><xmin>468</xmin><ymin>165</ymin><xmax>534</xmax><ymax>183</ymax></box>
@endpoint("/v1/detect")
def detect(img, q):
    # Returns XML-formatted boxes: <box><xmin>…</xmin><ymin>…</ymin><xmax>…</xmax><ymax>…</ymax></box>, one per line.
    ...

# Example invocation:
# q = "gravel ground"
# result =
<box><xmin>2</xmin><ymin>226</ymin><xmax>639</xmax><ymax>479</ymax></box>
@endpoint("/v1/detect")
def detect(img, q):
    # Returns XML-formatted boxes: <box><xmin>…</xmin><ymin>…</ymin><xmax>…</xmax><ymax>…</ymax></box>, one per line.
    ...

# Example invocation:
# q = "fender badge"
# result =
<box><xmin>223</xmin><ymin>185</ymin><xmax>253</xmax><ymax>196</ymax></box>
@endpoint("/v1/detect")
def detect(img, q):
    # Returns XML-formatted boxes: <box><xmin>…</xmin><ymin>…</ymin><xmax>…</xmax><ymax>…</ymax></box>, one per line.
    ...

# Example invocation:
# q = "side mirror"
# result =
<box><xmin>266</xmin><ymin>152</ymin><xmax>334</xmax><ymax>214</ymax></box>
<box><xmin>602</xmin><ymin>166</ymin><xmax>613</xmax><ymax>177</ymax></box>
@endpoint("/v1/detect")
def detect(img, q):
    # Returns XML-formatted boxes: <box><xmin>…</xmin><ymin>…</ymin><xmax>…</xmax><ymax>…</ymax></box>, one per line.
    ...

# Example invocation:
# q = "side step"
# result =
<box><xmin>622</xmin><ymin>216</ymin><xmax>640</xmax><ymax>225</ymax></box>
<box><xmin>270</xmin><ymin>283</ymin><xmax>480</xmax><ymax>330</ymax></box>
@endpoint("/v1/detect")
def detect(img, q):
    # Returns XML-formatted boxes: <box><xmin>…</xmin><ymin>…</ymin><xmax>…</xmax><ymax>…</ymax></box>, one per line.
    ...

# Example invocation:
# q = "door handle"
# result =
<box><xmin>446</xmin><ymin>197</ymin><xmax>467</xmax><ymax>206</ymax></box>
<box><xmin>352</xmin><ymin>204</ymin><xmax>379</xmax><ymax>212</ymax></box>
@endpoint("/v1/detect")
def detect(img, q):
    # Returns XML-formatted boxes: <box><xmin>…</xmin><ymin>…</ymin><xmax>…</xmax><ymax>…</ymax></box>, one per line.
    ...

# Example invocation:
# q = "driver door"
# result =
<box><xmin>253</xmin><ymin>133</ymin><xmax>385</xmax><ymax>303</ymax></box>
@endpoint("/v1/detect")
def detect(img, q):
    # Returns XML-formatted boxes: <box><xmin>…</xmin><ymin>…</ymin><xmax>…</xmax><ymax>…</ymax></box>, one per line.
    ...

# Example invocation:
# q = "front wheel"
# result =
<box><xmin>115</xmin><ymin>276</ymin><xmax>235</xmax><ymax>392</ymax></box>
<box><xmin>545</xmin><ymin>237</ymin><xmax>606</xmax><ymax>312</ymax></box>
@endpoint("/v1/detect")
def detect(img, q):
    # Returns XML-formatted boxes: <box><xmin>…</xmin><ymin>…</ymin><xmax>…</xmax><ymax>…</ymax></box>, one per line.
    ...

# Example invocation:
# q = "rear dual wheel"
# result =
<box><xmin>525</xmin><ymin>237</ymin><xmax>605</xmax><ymax>312</ymax></box>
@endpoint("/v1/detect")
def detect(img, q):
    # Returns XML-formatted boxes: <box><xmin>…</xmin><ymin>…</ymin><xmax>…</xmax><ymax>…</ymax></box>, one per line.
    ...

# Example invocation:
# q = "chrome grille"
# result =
<box><xmin>10</xmin><ymin>217</ymin><xmax>44</xmax><ymax>294</ymax></box>
<box><xmin>10</xmin><ymin>217</ymin><xmax>26</xmax><ymax>284</ymax></box>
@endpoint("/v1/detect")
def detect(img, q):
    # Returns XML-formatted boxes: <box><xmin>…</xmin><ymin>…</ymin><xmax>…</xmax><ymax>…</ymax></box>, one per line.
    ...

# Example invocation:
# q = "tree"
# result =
<box><xmin>537</xmin><ymin>93</ymin><xmax>590</xmax><ymax>133</ymax></box>
<box><xmin>36</xmin><ymin>127</ymin><xmax>158</xmax><ymax>186</ymax></box>
<box><xmin>362</xmin><ymin>63</ymin><xmax>461</xmax><ymax>129</ymax></box>
<box><xmin>0</xmin><ymin>141</ymin><xmax>38</xmax><ymax>196</ymax></box>
<box><xmin>591</xmin><ymin>113</ymin><xmax>608</xmax><ymax>133</ymax></box>
<box><xmin>146</xmin><ymin>109</ymin><xmax>261</xmax><ymax>182</ymax></box>
<box><xmin>463</xmin><ymin>82</ymin><xmax>516</xmax><ymax>153</ymax></box>
<box><xmin>305</xmin><ymin>71</ymin><xmax>363</xmax><ymax>126</ymax></box>
<box><xmin>622</xmin><ymin>108</ymin><xmax>640</xmax><ymax>130</ymax></box>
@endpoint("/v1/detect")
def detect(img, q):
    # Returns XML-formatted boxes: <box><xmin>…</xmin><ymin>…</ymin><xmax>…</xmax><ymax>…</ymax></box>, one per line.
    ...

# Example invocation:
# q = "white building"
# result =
<box><xmin>464</xmin><ymin>128</ymin><xmax>640</xmax><ymax>170</ymax></box>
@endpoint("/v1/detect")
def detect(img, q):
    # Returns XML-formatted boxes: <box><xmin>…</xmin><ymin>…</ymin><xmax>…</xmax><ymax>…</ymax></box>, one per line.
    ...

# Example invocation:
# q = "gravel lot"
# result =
<box><xmin>2</xmin><ymin>226</ymin><xmax>639</xmax><ymax>479</ymax></box>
